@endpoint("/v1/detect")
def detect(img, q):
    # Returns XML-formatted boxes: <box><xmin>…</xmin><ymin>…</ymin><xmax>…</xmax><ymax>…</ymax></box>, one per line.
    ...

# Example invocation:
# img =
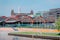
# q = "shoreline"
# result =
<box><xmin>8</xmin><ymin>33</ymin><xmax>60</xmax><ymax>40</ymax></box>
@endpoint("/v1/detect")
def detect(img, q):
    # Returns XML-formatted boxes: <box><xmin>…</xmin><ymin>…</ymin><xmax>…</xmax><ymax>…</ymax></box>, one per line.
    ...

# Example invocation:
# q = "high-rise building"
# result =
<box><xmin>49</xmin><ymin>8</ymin><xmax>60</xmax><ymax>19</ymax></box>
<box><xmin>43</xmin><ymin>8</ymin><xmax>60</xmax><ymax>21</ymax></box>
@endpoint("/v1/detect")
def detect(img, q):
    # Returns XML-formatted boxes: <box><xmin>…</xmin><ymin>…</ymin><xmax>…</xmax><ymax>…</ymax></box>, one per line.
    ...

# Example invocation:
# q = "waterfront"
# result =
<box><xmin>0</xmin><ymin>28</ymin><xmax>51</xmax><ymax>40</ymax></box>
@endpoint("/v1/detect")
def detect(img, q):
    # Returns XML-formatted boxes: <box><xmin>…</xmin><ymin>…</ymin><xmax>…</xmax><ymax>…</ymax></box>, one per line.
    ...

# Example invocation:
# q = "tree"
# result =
<box><xmin>55</xmin><ymin>17</ymin><xmax>60</xmax><ymax>35</ymax></box>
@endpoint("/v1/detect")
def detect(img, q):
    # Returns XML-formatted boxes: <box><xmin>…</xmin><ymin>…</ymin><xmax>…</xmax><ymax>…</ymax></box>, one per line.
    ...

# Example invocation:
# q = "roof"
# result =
<box><xmin>19</xmin><ymin>16</ymin><xmax>33</xmax><ymax>22</ymax></box>
<box><xmin>0</xmin><ymin>16</ymin><xmax>7</xmax><ymax>21</ymax></box>
<box><xmin>34</xmin><ymin>16</ymin><xmax>45</xmax><ymax>22</ymax></box>
<box><xmin>0</xmin><ymin>15</ymin><xmax>55</xmax><ymax>23</ymax></box>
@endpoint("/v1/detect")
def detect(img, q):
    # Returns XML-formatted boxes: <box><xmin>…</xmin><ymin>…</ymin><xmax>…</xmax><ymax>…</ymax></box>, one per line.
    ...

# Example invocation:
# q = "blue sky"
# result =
<box><xmin>0</xmin><ymin>0</ymin><xmax>60</xmax><ymax>16</ymax></box>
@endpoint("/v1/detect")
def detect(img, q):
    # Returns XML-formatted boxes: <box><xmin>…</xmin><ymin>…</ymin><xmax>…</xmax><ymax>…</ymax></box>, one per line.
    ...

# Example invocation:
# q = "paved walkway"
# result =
<box><xmin>0</xmin><ymin>28</ymin><xmax>60</xmax><ymax>33</ymax></box>
<box><xmin>18</xmin><ymin>28</ymin><xmax>60</xmax><ymax>33</ymax></box>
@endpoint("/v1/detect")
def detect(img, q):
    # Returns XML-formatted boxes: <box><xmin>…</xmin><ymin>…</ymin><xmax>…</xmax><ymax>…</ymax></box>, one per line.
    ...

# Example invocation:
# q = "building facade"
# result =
<box><xmin>49</xmin><ymin>8</ymin><xmax>60</xmax><ymax>19</ymax></box>
<box><xmin>0</xmin><ymin>9</ymin><xmax>58</xmax><ymax>28</ymax></box>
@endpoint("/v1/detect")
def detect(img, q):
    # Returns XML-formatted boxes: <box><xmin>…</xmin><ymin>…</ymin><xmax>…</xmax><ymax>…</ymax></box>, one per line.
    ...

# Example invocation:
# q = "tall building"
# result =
<box><xmin>49</xmin><ymin>8</ymin><xmax>60</xmax><ymax>19</ymax></box>
<box><xmin>43</xmin><ymin>8</ymin><xmax>60</xmax><ymax>22</ymax></box>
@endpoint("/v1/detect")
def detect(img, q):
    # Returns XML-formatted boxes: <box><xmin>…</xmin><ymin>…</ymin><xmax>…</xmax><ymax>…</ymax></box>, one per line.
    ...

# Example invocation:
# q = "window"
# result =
<box><xmin>57</xmin><ymin>13</ymin><xmax>60</xmax><ymax>14</ymax></box>
<box><xmin>49</xmin><ymin>13</ymin><xmax>53</xmax><ymax>15</ymax></box>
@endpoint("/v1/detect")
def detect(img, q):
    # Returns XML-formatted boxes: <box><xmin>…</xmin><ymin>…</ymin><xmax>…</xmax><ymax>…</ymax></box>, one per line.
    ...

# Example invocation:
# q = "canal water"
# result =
<box><xmin>0</xmin><ymin>31</ymin><xmax>51</xmax><ymax>40</ymax></box>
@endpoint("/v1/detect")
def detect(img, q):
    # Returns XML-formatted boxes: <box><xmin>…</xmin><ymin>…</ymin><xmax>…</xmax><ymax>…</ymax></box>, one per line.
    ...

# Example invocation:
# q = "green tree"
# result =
<box><xmin>55</xmin><ymin>17</ymin><xmax>60</xmax><ymax>35</ymax></box>
<box><xmin>55</xmin><ymin>18</ymin><xmax>60</xmax><ymax>30</ymax></box>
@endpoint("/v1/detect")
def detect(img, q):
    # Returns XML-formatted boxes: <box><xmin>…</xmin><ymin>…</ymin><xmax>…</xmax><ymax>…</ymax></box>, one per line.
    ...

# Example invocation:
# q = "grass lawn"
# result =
<box><xmin>10</xmin><ymin>32</ymin><xmax>60</xmax><ymax>36</ymax></box>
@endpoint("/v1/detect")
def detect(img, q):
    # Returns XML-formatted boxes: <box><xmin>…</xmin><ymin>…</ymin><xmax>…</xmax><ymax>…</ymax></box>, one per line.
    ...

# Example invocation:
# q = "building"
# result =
<box><xmin>0</xmin><ymin>9</ymin><xmax>56</xmax><ymax>28</ymax></box>
<box><xmin>49</xmin><ymin>8</ymin><xmax>60</xmax><ymax>19</ymax></box>
<box><xmin>43</xmin><ymin>8</ymin><xmax>60</xmax><ymax>22</ymax></box>
<box><xmin>11</xmin><ymin>9</ymin><xmax>34</xmax><ymax>17</ymax></box>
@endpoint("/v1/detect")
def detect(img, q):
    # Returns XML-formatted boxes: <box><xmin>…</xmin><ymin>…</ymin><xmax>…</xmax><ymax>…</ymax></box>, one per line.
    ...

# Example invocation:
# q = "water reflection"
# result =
<box><xmin>13</xmin><ymin>37</ymin><xmax>19</xmax><ymax>40</ymax></box>
<box><xmin>0</xmin><ymin>31</ymin><xmax>51</xmax><ymax>40</ymax></box>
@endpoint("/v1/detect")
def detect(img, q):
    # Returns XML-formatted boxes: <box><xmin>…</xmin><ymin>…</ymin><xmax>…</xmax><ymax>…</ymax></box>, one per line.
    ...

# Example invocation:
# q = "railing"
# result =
<box><xmin>0</xmin><ymin>23</ymin><xmax>56</xmax><ymax>29</ymax></box>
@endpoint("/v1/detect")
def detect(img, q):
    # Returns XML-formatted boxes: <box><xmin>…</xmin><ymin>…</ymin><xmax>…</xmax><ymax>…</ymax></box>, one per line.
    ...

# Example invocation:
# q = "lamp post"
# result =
<box><xmin>31</xmin><ymin>20</ymin><xmax>34</xmax><ymax>40</ymax></box>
